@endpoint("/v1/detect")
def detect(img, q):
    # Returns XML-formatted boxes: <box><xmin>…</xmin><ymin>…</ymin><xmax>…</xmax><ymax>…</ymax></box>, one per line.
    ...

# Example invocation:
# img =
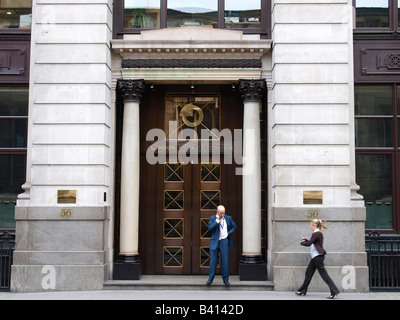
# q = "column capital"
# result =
<box><xmin>239</xmin><ymin>79</ymin><xmax>267</xmax><ymax>103</ymax></box>
<box><xmin>118</xmin><ymin>79</ymin><xmax>145</xmax><ymax>103</ymax></box>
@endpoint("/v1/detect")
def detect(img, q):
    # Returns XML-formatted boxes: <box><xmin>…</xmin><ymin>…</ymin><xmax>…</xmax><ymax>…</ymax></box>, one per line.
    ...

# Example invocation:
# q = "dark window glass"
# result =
<box><xmin>398</xmin><ymin>87</ymin><xmax>400</xmax><ymax>146</ymax></box>
<box><xmin>358</xmin><ymin>154</ymin><xmax>393</xmax><ymax>229</ymax></box>
<box><xmin>356</xmin><ymin>0</ymin><xmax>389</xmax><ymax>28</ymax></box>
<box><xmin>0</xmin><ymin>154</ymin><xmax>26</xmax><ymax>229</ymax></box>
<box><xmin>0</xmin><ymin>119</ymin><xmax>27</xmax><ymax>148</ymax></box>
<box><xmin>0</xmin><ymin>200</ymin><xmax>16</xmax><ymax>229</ymax></box>
<box><xmin>398</xmin><ymin>86</ymin><xmax>400</xmax><ymax>114</ymax></box>
<box><xmin>0</xmin><ymin>89</ymin><xmax>29</xmax><ymax>148</ymax></box>
<box><xmin>355</xmin><ymin>86</ymin><xmax>394</xmax><ymax>148</ymax></box>
<box><xmin>355</xmin><ymin>86</ymin><xmax>393</xmax><ymax>115</ymax></box>
<box><xmin>224</xmin><ymin>0</ymin><xmax>261</xmax><ymax>29</ymax></box>
<box><xmin>0</xmin><ymin>89</ymin><xmax>29</xmax><ymax>116</ymax></box>
<box><xmin>0</xmin><ymin>155</ymin><xmax>25</xmax><ymax>197</ymax></box>
<box><xmin>167</xmin><ymin>0</ymin><xmax>218</xmax><ymax>28</ymax></box>
<box><xmin>356</xmin><ymin>118</ymin><xmax>393</xmax><ymax>147</ymax></box>
<box><xmin>0</xmin><ymin>0</ymin><xmax>32</xmax><ymax>29</ymax></box>
<box><xmin>124</xmin><ymin>0</ymin><xmax>161</xmax><ymax>28</ymax></box>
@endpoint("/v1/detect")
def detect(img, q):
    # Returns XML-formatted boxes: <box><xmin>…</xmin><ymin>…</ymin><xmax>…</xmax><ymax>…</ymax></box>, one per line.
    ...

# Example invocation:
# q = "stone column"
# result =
<box><xmin>114</xmin><ymin>79</ymin><xmax>145</xmax><ymax>280</ymax></box>
<box><xmin>239</xmin><ymin>79</ymin><xmax>267</xmax><ymax>281</ymax></box>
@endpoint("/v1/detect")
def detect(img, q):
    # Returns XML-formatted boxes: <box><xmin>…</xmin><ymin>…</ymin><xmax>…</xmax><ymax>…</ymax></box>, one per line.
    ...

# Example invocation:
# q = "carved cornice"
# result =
<box><xmin>111</xmin><ymin>39</ymin><xmax>272</xmax><ymax>60</ymax></box>
<box><xmin>353</xmin><ymin>31</ymin><xmax>400</xmax><ymax>41</ymax></box>
<box><xmin>117</xmin><ymin>79</ymin><xmax>145</xmax><ymax>103</ymax></box>
<box><xmin>0</xmin><ymin>32</ymin><xmax>31</xmax><ymax>42</ymax></box>
<box><xmin>239</xmin><ymin>79</ymin><xmax>267</xmax><ymax>103</ymax></box>
<box><xmin>122</xmin><ymin>59</ymin><xmax>262</xmax><ymax>69</ymax></box>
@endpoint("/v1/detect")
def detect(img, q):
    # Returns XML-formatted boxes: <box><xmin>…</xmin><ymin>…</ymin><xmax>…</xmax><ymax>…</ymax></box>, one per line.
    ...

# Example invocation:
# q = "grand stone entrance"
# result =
<box><xmin>137</xmin><ymin>86</ymin><xmax>243</xmax><ymax>276</ymax></box>
<box><xmin>113</xmin><ymin>77</ymin><xmax>268</xmax><ymax>280</ymax></box>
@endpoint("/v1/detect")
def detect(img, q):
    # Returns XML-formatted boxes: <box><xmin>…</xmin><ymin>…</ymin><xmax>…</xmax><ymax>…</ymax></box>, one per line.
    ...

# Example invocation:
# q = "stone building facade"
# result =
<box><xmin>0</xmin><ymin>0</ymin><xmax>377</xmax><ymax>292</ymax></box>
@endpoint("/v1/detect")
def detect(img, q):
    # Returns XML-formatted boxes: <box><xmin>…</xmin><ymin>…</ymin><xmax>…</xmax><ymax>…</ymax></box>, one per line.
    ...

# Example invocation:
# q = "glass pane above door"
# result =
<box><xmin>165</xmin><ymin>95</ymin><xmax>221</xmax><ymax>140</ymax></box>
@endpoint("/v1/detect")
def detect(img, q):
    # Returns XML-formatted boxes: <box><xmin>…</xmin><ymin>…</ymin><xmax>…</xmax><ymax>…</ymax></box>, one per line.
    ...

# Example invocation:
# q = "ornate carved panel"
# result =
<box><xmin>354</xmin><ymin>42</ymin><xmax>400</xmax><ymax>82</ymax></box>
<box><xmin>0</xmin><ymin>42</ymin><xmax>30</xmax><ymax>83</ymax></box>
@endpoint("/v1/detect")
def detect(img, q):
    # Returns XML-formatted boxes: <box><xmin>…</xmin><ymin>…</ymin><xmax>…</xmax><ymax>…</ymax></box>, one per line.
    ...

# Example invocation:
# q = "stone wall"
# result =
<box><xmin>269</xmin><ymin>0</ymin><xmax>369</xmax><ymax>292</ymax></box>
<box><xmin>11</xmin><ymin>0</ymin><xmax>113</xmax><ymax>292</ymax></box>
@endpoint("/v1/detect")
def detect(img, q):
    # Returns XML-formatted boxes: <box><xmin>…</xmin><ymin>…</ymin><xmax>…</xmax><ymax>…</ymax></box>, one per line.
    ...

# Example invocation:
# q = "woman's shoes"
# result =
<box><xmin>295</xmin><ymin>291</ymin><xmax>338</xmax><ymax>299</ymax></box>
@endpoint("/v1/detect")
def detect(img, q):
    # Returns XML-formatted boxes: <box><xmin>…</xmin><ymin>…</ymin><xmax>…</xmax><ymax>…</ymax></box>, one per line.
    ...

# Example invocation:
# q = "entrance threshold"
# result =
<box><xmin>104</xmin><ymin>276</ymin><xmax>273</xmax><ymax>291</ymax></box>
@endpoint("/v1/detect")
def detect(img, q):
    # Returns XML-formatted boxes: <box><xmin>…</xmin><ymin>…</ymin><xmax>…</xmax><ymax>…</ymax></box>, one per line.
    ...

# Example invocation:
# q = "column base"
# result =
<box><xmin>239</xmin><ymin>255</ymin><xmax>266</xmax><ymax>281</ymax></box>
<box><xmin>113</xmin><ymin>255</ymin><xmax>142</xmax><ymax>280</ymax></box>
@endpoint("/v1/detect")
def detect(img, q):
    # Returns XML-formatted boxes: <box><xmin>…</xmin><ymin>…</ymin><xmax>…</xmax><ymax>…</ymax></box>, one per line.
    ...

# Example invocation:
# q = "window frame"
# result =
<box><xmin>353</xmin><ymin>0</ymin><xmax>399</xmax><ymax>33</ymax></box>
<box><xmin>0</xmin><ymin>85</ymin><xmax>28</xmax><ymax>232</ymax></box>
<box><xmin>113</xmin><ymin>0</ymin><xmax>271</xmax><ymax>39</ymax></box>
<box><xmin>355</xmin><ymin>84</ymin><xmax>400</xmax><ymax>234</ymax></box>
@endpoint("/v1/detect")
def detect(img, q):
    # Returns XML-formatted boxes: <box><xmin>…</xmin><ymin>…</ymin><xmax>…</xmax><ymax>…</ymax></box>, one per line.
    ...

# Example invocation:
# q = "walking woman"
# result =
<box><xmin>296</xmin><ymin>219</ymin><xmax>340</xmax><ymax>299</ymax></box>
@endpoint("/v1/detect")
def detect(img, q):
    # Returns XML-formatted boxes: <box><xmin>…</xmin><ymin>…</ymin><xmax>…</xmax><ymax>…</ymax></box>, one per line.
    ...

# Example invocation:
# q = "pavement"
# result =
<box><xmin>1</xmin><ymin>289</ymin><xmax>400</xmax><ymax>300</ymax></box>
<box><xmin>1</xmin><ymin>276</ymin><xmax>399</xmax><ymax>301</ymax></box>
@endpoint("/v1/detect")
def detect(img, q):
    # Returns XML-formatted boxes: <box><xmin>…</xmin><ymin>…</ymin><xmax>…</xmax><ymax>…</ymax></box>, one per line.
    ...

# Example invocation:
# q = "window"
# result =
<box><xmin>167</xmin><ymin>0</ymin><xmax>218</xmax><ymax>28</ymax></box>
<box><xmin>355</xmin><ymin>85</ymin><xmax>400</xmax><ymax>233</ymax></box>
<box><xmin>355</xmin><ymin>86</ymin><xmax>393</xmax><ymax>147</ymax></box>
<box><xmin>0</xmin><ymin>88</ymin><xmax>28</xmax><ymax>230</ymax></box>
<box><xmin>124</xmin><ymin>0</ymin><xmax>161</xmax><ymax>29</ymax></box>
<box><xmin>356</xmin><ymin>0</ymin><xmax>389</xmax><ymax>28</ymax></box>
<box><xmin>355</xmin><ymin>0</ymin><xmax>399</xmax><ymax>30</ymax></box>
<box><xmin>114</xmin><ymin>0</ymin><xmax>270</xmax><ymax>38</ymax></box>
<box><xmin>358</xmin><ymin>154</ymin><xmax>393</xmax><ymax>229</ymax></box>
<box><xmin>225</xmin><ymin>0</ymin><xmax>261</xmax><ymax>29</ymax></box>
<box><xmin>0</xmin><ymin>0</ymin><xmax>32</xmax><ymax>29</ymax></box>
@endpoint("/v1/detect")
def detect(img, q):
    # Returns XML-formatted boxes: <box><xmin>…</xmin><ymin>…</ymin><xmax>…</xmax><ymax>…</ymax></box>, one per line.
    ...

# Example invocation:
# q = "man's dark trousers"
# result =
<box><xmin>208</xmin><ymin>238</ymin><xmax>229</xmax><ymax>283</ymax></box>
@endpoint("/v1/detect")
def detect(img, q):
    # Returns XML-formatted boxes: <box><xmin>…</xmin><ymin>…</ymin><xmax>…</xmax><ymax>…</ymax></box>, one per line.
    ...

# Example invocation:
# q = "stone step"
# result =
<box><xmin>104</xmin><ymin>276</ymin><xmax>274</xmax><ymax>291</ymax></box>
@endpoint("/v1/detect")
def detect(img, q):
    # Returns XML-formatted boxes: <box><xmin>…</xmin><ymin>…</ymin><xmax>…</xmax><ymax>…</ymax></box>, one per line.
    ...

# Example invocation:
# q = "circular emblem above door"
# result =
<box><xmin>180</xmin><ymin>103</ymin><xmax>204</xmax><ymax>127</ymax></box>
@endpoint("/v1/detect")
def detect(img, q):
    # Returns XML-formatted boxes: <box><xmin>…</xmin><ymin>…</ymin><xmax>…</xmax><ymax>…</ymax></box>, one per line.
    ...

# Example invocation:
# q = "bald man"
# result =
<box><xmin>207</xmin><ymin>205</ymin><xmax>237</xmax><ymax>286</ymax></box>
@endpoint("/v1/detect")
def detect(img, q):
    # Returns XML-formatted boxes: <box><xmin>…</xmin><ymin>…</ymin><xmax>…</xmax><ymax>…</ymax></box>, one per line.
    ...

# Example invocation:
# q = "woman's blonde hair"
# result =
<box><xmin>310</xmin><ymin>219</ymin><xmax>328</xmax><ymax>231</ymax></box>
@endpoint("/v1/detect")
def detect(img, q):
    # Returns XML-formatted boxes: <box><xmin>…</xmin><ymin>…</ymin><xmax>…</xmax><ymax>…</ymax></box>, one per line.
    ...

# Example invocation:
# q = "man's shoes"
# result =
<box><xmin>207</xmin><ymin>280</ymin><xmax>230</xmax><ymax>286</ymax></box>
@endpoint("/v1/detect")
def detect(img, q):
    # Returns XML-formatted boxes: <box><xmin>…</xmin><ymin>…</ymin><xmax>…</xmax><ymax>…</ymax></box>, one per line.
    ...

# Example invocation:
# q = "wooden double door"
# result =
<box><xmin>138</xmin><ymin>85</ymin><xmax>243</xmax><ymax>275</ymax></box>
<box><xmin>152</xmin><ymin>160</ymin><xmax>241</xmax><ymax>275</ymax></box>
<box><xmin>158</xmin><ymin>161</ymin><xmax>223</xmax><ymax>274</ymax></box>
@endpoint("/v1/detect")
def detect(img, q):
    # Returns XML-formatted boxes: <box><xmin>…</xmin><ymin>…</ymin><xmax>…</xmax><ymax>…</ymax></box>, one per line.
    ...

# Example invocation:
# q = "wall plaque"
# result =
<box><xmin>303</xmin><ymin>191</ymin><xmax>323</xmax><ymax>205</ymax></box>
<box><xmin>57</xmin><ymin>190</ymin><xmax>76</xmax><ymax>204</ymax></box>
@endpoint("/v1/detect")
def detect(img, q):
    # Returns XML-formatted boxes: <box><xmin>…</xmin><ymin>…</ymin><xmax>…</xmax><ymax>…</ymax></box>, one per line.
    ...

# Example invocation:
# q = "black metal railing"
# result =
<box><xmin>0</xmin><ymin>232</ymin><xmax>15</xmax><ymax>291</ymax></box>
<box><xmin>366</xmin><ymin>232</ymin><xmax>400</xmax><ymax>291</ymax></box>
